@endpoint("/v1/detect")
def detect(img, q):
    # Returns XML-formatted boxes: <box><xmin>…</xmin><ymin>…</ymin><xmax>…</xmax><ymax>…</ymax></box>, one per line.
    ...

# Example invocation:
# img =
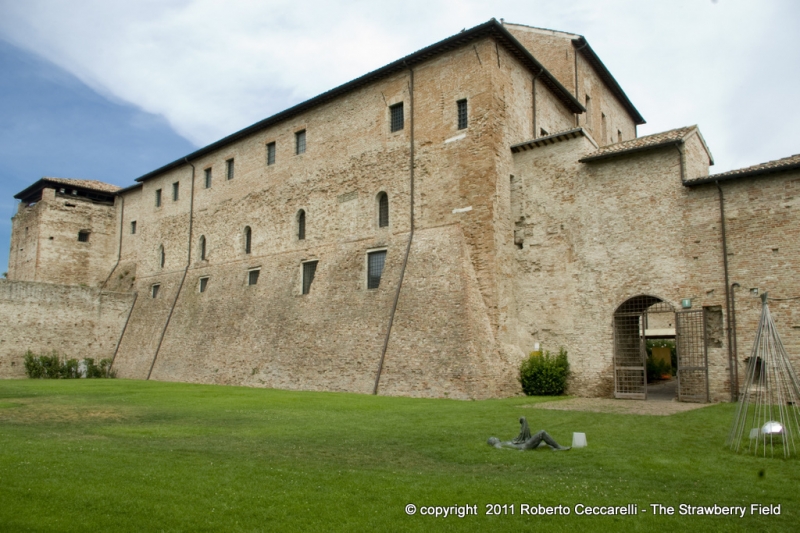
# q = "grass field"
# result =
<box><xmin>0</xmin><ymin>379</ymin><xmax>797</xmax><ymax>532</ymax></box>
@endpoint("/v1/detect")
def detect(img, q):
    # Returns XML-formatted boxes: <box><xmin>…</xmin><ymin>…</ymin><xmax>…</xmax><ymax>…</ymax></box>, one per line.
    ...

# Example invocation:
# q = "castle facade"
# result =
<box><xmin>3</xmin><ymin>20</ymin><xmax>799</xmax><ymax>401</ymax></box>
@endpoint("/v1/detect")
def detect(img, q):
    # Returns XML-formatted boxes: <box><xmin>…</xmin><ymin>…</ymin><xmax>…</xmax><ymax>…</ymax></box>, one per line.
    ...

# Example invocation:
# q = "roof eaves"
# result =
<box><xmin>572</xmin><ymin>37</ymin><xmax>645</xmax><ymax>125</ymax></box>
<box><xmin>511</xmin><ymin>127</ymin><xmax>597</xmax><ymax>153</ymax></box>
<box><xmin>684</xmin><ymin>158</ymin><xmax>800</xmax><ymax>187</ymax></box>
<box><xmin>13</xmin><ymin>177</ymin><xmax>119</xmax><ymax>201</ymax></box>
<box><xmin>134</xmin><ymin>19</ymin><xmax>584</xmax><ymax>184</ymax></box>
<box><xmin>579</xmin><ymin>138</ymin><xmax>684</xmax><ymax>163</ymax></box>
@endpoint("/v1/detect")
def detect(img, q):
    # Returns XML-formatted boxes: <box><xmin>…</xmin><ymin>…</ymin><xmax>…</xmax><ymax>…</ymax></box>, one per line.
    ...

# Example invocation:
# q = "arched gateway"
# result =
<box><xmin>613</xmin><ymin>295</ymin><xmax>710</xmax><ymax>402</ymax></box>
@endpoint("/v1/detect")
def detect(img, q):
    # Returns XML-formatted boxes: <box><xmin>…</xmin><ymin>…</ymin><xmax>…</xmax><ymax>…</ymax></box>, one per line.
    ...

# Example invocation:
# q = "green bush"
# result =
<box><xmin>22</xmin><ymin>351</ymin><xmax>116</xmax><ymax>379</ymax></box>
<box><xmin>519</xmin><ymin>347</ymin><xmax>570</xmax><ymax>396</ymax></box>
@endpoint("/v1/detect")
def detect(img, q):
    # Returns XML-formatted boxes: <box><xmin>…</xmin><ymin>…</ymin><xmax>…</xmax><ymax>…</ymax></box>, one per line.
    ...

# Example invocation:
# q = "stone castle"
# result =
<box><xmin>3</xmin><ymin>20</ymin><xmax>799</xmax><ymax>401</ymax></box>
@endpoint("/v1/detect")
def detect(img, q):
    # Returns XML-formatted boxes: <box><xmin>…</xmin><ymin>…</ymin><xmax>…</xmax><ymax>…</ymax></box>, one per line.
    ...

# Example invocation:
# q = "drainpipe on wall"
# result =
<box><xmin>573</xmin><ymin>41</ymin><xmax>588</xmax><ymax>127</ymax></box>
<box><xmin>147</xmin><ymin>158</ymin><xmax>196</xmax><ymax>380</ymax></box>
<box><xmin>373</xmin><ymin>65</ymin><xmax>415</xmax><ymax>395</ymax></box>
<box><xmin>730</xmin><ymin>282</ymin><xmax>740</xmax><ymax>400</ymax></box>
<box><xmin>716</xmin><ymin>180</ymin><xmax>736</xmax><ymax>402</ymax></box>
<box><xmin>102</xmin><ymin>194</ymin><xmax>125</xmax><ymax>289</ymax></box>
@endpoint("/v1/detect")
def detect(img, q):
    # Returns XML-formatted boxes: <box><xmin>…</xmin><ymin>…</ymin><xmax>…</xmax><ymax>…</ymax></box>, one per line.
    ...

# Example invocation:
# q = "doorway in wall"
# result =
<box><xmin>613</xmin><ymin>295</ymin><xmax>709</xmax><ymax>402</ymax></box>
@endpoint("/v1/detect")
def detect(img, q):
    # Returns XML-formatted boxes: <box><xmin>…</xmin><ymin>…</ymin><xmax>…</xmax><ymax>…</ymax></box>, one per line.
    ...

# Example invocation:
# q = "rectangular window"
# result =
<box><xmin>389</xmin><ymin>103</ymin><xmax>404</xmax><ymax>132</ymax></box>
<box><xmin>152</xmin><ymin>284</ymin><xmax>160</xmax><ymax>298</ymax></box>
<box><xmin>266</xmin><ymin>142</ymin><xmax>276</xmax><ymax>166</ymax></box>
<box><xmin>155</xmin><ymin>189</ymin><xmax>162</xmax><ymax>207</ymax></box>
<box><xmin>199</xmin><ymin>277</ymin><xmax>209</xmax><ymax>293</ymax></box>
<box><xmin>457</xmin><ymin>99</ymin><xmax>468</xmax><ymax>130</ymax></box>
<box><xmin>172</xmin><ymin>181</ymin><xmax>179</xmax><ymax>201</ymax></box>
<box><xmin>302</xmin><ymin>261</ymin><xmax>317</xmax><ymax>295</ymax></box>
<box><xmin>367</xmin><ymin>250</ymin><xmax>386</xmax><ymax>289</ymax></box>
<box><xmin>204</xmin><ymin>168</ymin><xmax>212</xmax><ymax>188</ymax></box>
<box><xmin>226</xmin><ymin>158</ymin><xmax>234</xmax><ymax>180</ymax></box>
<box><xmin>77</xmin><ymin>230</ymin><xmax>90</xmax><ymax>242</ymax></box>
<box><xmin>295</xmin><ymin>130</ymin><xmax>306</xmax><ymax>155</ymax></box>
<box><xmin>618</xmin><ymin>129</ymin><xmax>623</xmax><ymax>143</ymax></box>
<box><xmin>131</xmin><ymin>221</ymin><xmax>137</xmax><ymax>234</ymax></box>
<box><xmin>248</xmin><ymin>269</ymin><xmax>260</xmax><ymax>286</ymax></box>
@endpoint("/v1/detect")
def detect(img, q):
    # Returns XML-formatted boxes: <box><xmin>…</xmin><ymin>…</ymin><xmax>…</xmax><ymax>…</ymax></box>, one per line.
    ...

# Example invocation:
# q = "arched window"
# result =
<box><xmin>377</xmin><ymin>192</ymin><xmax>389</xmax><ymax>228</ymax></box>
<box><xmin>199</xmin><ymin>235</ymin><xmax>206</xmax><ymax>261</ymax></box>
<box><xmin>244</xmin><ymin>226</ymin><xmax>252</xmax><ymax>254</ymax></box>
<box><xmin>297</xmin><ymin>210</ymin><xmax>306</xmax><ymax>240</ymax></box>
<box><xmin>159</xmin><ymin>245</ymin><xmax>165</xmax><ymax>268</ymax></box>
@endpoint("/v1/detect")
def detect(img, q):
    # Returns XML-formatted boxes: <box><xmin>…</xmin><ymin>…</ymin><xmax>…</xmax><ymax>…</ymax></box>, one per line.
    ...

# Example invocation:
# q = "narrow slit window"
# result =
<box><xmin>199</xmin><ymin>235</ymin><xmax>206</xmax><ymax>260</ymax></box>
<box><xmin>155</xmin><ymin>189</ymin><xmax>162</xmax><ymax>207</ymax></box>
<box><xmin>295</xmin><ymin>130</ymin><xmax>306</xmax><ymax>155</ymax></box>
<box><xmin>244</xmin><ymin>226</ymin><xmax>252</xmax><ymax>254</ymax></box>
<box><xmin>199</xmin><ymin>277</ymin><xmax>209</xmax><ymax>293</ymax></box>
<box><xmin>248</xmin><ymin>269</ymin><xmax>260</xmax><ymax>286</ymax></box>
<box><xmin>389</xmin><ymin>103</ymin><xmax>404</xmax><ymax>132</ymax></box>
<box><xmin>457</xmin><ymin>99</ymin><xmax>468</xmax><ymax>130</ymax></box>
<box><xmin>302</xmin><ymin>261</ymin><xmax>317</xmax><ymax>295</ymax></box>
<box><xmin>204</xmin><ymin>168</ymin><xmax>212</xmax><ymax>188</ymax></box>
<box><xmin>131</xmin><ymin>221</ymin><xmax>137</xmax><ymax>234</ymax></box>
<box><xmin>367</xmin><ymin>250</ymin><xmax>386</xmax><ymax>289</ymax></box>
<box><xmin>159</xmin><ymin>245</ymin><xmax>165</xmax><ymax>268</ymax></box>
<box><xmin>297</xmin><ymin>210</ymin><xmax>306</xmax><ymax>240</ymax></box>
<box><xmin>378</xmin><ymin>192</ymin><xmax>389</xmax><ymax>228</ymax></box>
<box><xmin>172</xmin><ymin>181</ymin><xmax>179</xmax><ymax>201</ymax></box>
<box><xmin>266</xmin><ymin>142</ymin><xmax>276</xmax><ymax>166</ymax></box>
<box><xmin>226</xmin><ymin>158</ymin><xmax>234</xmax><ymax>180</ymax></box>
<box><xmin>152</xmin><ymin>284</ymin><xmax>160</xmax><ymax>298</ymax></box>
<box><xmin>78</xmin><ymin>230</ymin><xmax>90</xmax><ymax>242</ymax></box>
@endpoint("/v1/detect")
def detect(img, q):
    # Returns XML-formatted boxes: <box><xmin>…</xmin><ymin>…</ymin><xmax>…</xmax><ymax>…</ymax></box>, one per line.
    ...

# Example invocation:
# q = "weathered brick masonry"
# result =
<box><xmin>3</xmin><ymin>20</ymin><xmax>798</xmax><ymax>401</ymax></box>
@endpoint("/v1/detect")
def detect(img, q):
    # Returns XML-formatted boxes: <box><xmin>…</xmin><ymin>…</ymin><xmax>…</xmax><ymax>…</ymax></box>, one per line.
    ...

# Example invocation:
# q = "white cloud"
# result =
<box><xmin>0</xmin><ymin>0</ymin><xmax>797</xmax><ymax>171</ymax></box>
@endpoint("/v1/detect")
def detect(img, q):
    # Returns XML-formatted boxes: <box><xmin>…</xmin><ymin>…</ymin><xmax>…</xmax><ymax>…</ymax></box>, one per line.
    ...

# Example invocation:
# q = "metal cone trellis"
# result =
<box><xmin>728</xmin><ymin>293</ymin><xmax>800</xmax><ymax>458</ymax></box>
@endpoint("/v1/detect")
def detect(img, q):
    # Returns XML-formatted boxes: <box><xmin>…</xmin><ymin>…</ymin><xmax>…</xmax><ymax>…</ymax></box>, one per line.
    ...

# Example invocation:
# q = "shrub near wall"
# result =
<box><xmin>23</xmin><ymin>351</ymin><xmax>115</xmax><ymax>379</ymax></box>
<box><xmin>519</xmin><ymin>348</ymin><xmax>570</xmax><ymax>396</ymax></box>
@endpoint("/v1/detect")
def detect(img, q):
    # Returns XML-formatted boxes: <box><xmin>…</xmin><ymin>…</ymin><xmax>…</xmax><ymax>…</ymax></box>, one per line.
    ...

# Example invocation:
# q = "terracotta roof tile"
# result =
<box><xmin>684</xmin><ymin>153</ymin><xmax>800</xmax><ymax>185</ymax></box>
<box><xmin>579</xmin><ymin>126</ymin><xmax>696</xmax><ymax>162</ymax></box>
<box><xmin>41</xmin><ymin>177</ymin><xmax>121</xmax><ymax>194</ymax></box>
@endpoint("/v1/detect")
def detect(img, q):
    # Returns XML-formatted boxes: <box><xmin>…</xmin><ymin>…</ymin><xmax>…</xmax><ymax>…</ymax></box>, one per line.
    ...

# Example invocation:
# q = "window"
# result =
<box><xmin>159</xmin><ymin>245</ymin><xmax>165</xmax><ymax>268</ymax></box>
<box><xmin>199</xmin><ymin>235</ymin><xmax>206</xmax><ymax>261</ymax></box>
<box><xmin>378</xmin><ymin>192</ymin><xmax>389</xmax><ymax>228</ymax></box>
<box><xmin>155</xmin><ymin>189</ymin><xmax>162</xmax><ymax>207</ymax></box>
<box><xmin>248</xmin><ymin>269</ymin><xmax>260</xmax><ymax>286</ymax></box>
<box><xmin>199</xmin><ymin>277</ymin><xmax>209</xmax><ymax>293</ymax></box>
<box><xmin>77</xmin><ymin>230</ymin><xmax>90</xmax><ymax>242</ymax></box>
<box><xmin>618</xmin><ymin>129</ymin><xmax>623</xmax><ymax>143</ymax></box>
<box><xmin>131</xmin><ymin>221</ymin><xmax>137</xmax><ymax>234</ymax></box>
<box><xmin>266</xmin><ymin>142</ymin><xmax>276</xmax><ymax>166</ymax></box>
<box><xmin>244</xmin><ymin>226</ymin><xmax>252</xmax><ymax>254</ymax></box>
<box><xmin>457</xmin><ymin>99</ymin><xmax>468</xmax><ymax>130</ymax></box>
<box><xmin>302</xmin><ymin>261</ymin><xmax>317</xmax><ymax>295</ymax></box>
<box><xmin>584</xmin><ymin>95</ymin><xmax>592</xmax><ymax>128</ymax></box>
<box><xmin>204</xmin><ymin>168</ymin><xmax>212</xmax><ymax>189</ymax></box>
<box><xmin>172</xmin><ymin>181</ymin><xmax>179</xmax><ymax>201</ymax></box>
<box><xmin>226</xmin><ymin>158</ymin><xmax>234</xmax><ymax>180</ymax></box>
<box><xmin>295</xmin><ymin>130</ymin><xmax>306</xmax><ymax>155</ymax></box>
<box><xmin>367</xmin><ymin>250</ymin><xmax>386</xmax><ymax>289</ymax></box>
<box><xmin>297</xmin><ymin>210</ymin><xmax>305</xmax><ymax>240</ymax></box>
<box><xmin>152</xmin><ymin>284</ymin><xmax>160</xmax><ymax>298</ymax></box>
<box><xmin>389</xmin><ymin>103</ymin><xmax>404</xmax><ymax>132</ymax></box>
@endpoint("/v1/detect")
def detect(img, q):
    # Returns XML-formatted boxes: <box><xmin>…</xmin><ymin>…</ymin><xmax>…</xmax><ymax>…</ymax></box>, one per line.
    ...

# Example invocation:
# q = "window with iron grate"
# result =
<box><xmin>199</xmin><ymin>277</ymin><xmax>209</xmax><ymax>293</ymax></box>
<box><xmin>155</xmin><ymin>189</ymin><xmax>162</xmax><ymax>207</ymax></box>
<box><xmin>367</xmin><ymin>250</ymin><xmax>386</xmax><ymax>289</ymax></box>
<box><xmin>204</xmin><ymin>168</ymin><xmax>212</xmax><ymax>188</ymax></box>
<box><xmin>78</xmin><ymin>230</ymin><xmax>90</xmax><ymax>242</ymax></box>
<box><xmin>302</xmin><ymin>261</ymin><xmax>318</xmax><ymax>295</ymax></box>
<box><xmin>172</xmin><ymin>181</ymin><xmax>179</xmax><ymax>201</ymax></box>
<box><xmin>226</xmin><ymin>158</ymin><xmax>234</xmax><ymax>180</ymax></box>
<box><xmin>389</xmin><ymin>103</ymin><xmax>404</xmax><ymax>132</ymax></box>
<box><xmin>457</xmin><ymin>99</ymin><xmax>468</xmax><ymax>129</ymax></box>
<box><xmin>248</xmin><ymin>269</ymin><xmax>260</xmax><ymax>285</ymax></box>
<box><xmin>266</xmin><ymin>142</ymin><xmax>276</xmax><ymax>165</ymax></box>
<box><xmin>295</xmin><ymin>130</ymin><xmax>306</xmax><ymax>155</ymax></box>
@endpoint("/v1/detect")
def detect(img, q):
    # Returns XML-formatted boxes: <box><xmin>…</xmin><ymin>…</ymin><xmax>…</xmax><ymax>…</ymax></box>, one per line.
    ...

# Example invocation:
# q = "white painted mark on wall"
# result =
<box><xmin>452</xmin><ymin>206</ymin><xmax>473</xmax><ymax>214</ymax></box>
<box><xmin>444</xmin><ymin>133</ymin><xmax>467</xmax><ymax>144</ymax></box>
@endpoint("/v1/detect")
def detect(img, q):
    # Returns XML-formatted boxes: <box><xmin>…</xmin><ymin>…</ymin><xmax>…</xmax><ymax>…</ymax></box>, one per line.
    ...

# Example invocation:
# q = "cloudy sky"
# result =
<box><xmin>1</xmin><ymin>0</ymin><xmax>798</xmax><ymax>273</ymax></box>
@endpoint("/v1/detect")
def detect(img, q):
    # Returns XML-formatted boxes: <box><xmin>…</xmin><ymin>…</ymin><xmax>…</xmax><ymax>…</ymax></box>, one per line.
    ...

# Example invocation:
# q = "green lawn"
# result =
<box><xmin>0</xmin><ymin>379</ymin><xmax>796</xmax><ymax>532</ymax></box>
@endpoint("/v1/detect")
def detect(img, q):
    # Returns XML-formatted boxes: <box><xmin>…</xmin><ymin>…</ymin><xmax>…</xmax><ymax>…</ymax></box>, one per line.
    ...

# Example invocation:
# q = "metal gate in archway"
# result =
<box><xmin>613</xmin><ymin>296</ymin><xmax>709</xmax><ymax>401</ymax></box>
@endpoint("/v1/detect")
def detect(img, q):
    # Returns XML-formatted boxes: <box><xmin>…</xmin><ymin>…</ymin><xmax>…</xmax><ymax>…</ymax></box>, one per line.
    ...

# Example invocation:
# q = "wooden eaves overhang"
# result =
<box><xmin>572</xmin><ymin>36</ymin><xmax>646</xmax><ymax>126</ymax></box>
<box><xmin>132</xmin><ymin>18</ymin><xmax>585</xmax><ymax>185</ymax></box>
<box><xmin>684</xmin><ymin>153</ymin><xmax>800</xmax><ymax>187</ymax></box>
<box><xmin>510</xmin><ymin>127</ymin><xmax>596</xmax><ymax>153</ymax></box>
